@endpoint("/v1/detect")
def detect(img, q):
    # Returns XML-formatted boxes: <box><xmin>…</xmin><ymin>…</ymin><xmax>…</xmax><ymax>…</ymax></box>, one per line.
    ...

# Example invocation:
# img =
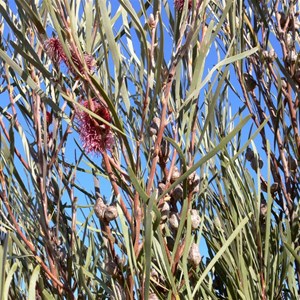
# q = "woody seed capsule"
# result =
<box><xmin>158</xmin><ymin>182</ymin><xmax>166</xmax><ymax>195</ymax></box>
<box><xmin>191</xmin><ymin>209</ymin><xmax>201</xmax><ymax>230</ymax></box>
<box><xmin>245</xmin><ymin>147</ymin><xmax>254</xmax><ymax>161</ymax></box>
<box><xmin>150</xmin><ymin>117</ymin><xmax>161</xmax><ymax>136</ymax></box>
<box><xmin>170</xmin><ymin>166</ymin><xmax>181</xmax><ymax>182</ymax></box>
<box><xmin>188</xmin><ymin>243</ymin><xmax>201</xmax><ymax>267</ymax></box>
<box><xmin>288</xmin><ymin>155</ymin><xmax>298</xmax><ymax>171</ymax></box>
<box><xmin>104</xmin><ymin>205</ymin><xmax>118</xmax><ymax>222</ymax></box>
<box><xmin>94</xmin><ymin>197</ymin><xmax>107</xmax><ymax>220</ymax></box>
<box><xmin>150</xmin><ymin>269</ymin><xmax>159</xmax><ymax>282</ymax></box>
<box><xmin>271</xmin><ymin>182</ymin><xmax>279</xmax><ymax>194</ymax></box>
<box><xmin>160</xmin><ymin>202</ymin><xmax>170</xmax><ymax>222</ymax></box>
<box><xmin>171</xmin><ymin>185</ymin><xmax>183</xmax><ymax>201</ymax></box>
<box><xmin>169</xmin><ymin>212</ymin><xmax>179</xmax><ymax>230</ymax></box>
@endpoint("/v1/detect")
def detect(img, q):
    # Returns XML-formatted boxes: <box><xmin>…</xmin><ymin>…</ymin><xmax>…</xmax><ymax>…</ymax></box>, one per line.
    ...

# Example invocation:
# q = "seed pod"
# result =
<box><xmin>188</xmin><ymin>171</ymin><xmax>200</xmax><ymax>187</ymax></box>
<box><xmin>116</xmin><ymin>255</ymin><xmax>126</xmax><ymax>267</ymax></box>
<box><xmin>281</xmin><ymin>78</ymin><xmax>288</xmax><ymax>90</ymax></box>
<box><xmin>169</xmin><ymin>212</ymin><xmax>179</xmax><ymax>230</ymax></box>
<box><xmin>262</xmin><ymin>50</ymin><xmax>269</xmax><ymax>59</ymax></box>
<box><xmin>271</xmin><ymin>182</ymin><xmax>279</xmax><ymax>194</ymax></box>
<box><xmin>243</xmin><ymin>73</ymin><xmax>257</xmax><ymax>92</ymax></box>
<box><xmin>191</xmin><ymin>184</ymin><xmax>200</xmax><ymax>195</ymax></box>
<box><xmin>94</xmin><ymin>197</ymin><xmax>107</xmax><ymax>220</ymax></box>
<box><xmin>245</xmin><ymin>147</ymin><xmax>254</xmax><ymax>161</ymax></box>
<box><xmin>188</xmin><ymin>243</ymin><xmax>201</xmax><ymax>267</ymax></box>
<box><xmin>160</xmin><ymin>139</ymin><xmax>170</xmax><ymax>161</ymax></box>
<box><xmin>288</xmin><ymin>155</ymin><xmax>298</xmax><ymax>171</ymax></box>
<box><xmin>170</xmin><ymin>166</ymin><xmax>181</xmax><ymax>183</ymax></box>
<box><xmin>150</xmin><ymin>117</ymin><xmax>161</xmax><ymax>136</ymax></box>
<box><xmin>171</xmin><ymin>185</ymin><xmax>183</xmax><ymax>201</ymax></box>
<box><xmin>104</xmin><ymin>258</ymin><xmax>118</xmax><ymax>277</ymax></box>
<box><xmin>160</xmin><ymin>202</ymin><xmax>170</xmax><ymax>222</ymax></box>
<box><xmin>191</xmin><ymin>209</ymin><xmax>201</xmax><ymax>230</ymax></box>
<box><xmin>158</xmin><ymin>182</ymin><xmax>166</xmax><ymax>195</ymax></box>
<box><xmin>294</xmin><ymin>70</ymin><xmax>300</xmax><ymax>84</ymax></box>
<box><xmin>104</xmin><ymin>205</ymin><xmax>118</xmax><ymax>222</ymax></box>
<box><xmin>268</xmin><ymin>49</ymin><xmax>277</xmax><ymax>62</ymax></box>
<box><xmin>262</xmin><ymin>49</ymin><xmax>277</xmax><ymax>62</ymax></box>
<box><xmin>288</xmin><ymin>49</ymin><xmax>297</xmax><ymax>64</ymax></box>
<box><xmin>286</xmin><ymin>34</ymin><xmax>293</xmax><ymax>49</ymax></box>
<box><xmin>251</xmin><ymin>156</ymin><xmax>263</xmax><ymax>170</ymax></box>
<box><xmin>189</xmin><ymin>172</ymin><xmax>200</xmax><ymax>194</ymax></box>
<box><xmin>259</xmin><ymin>158</ymin><xmax>263</xmax><ymax>169</ymax></box>
<box><xmin>260</xmin><ymin>202</ymin><xmax>267</xmax><ymax>219</ymax></box>
<box><xmin>150</xmin><ymin>269</ymin><xmax>159</xmax><ymax>282</ymax></box>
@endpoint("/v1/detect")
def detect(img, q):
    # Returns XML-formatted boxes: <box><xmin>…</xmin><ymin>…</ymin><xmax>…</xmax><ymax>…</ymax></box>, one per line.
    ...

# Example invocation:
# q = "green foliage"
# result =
<box><xmin>0</xmin><ymin>0</ymin><xmax>299</xmax><ymax>299</ymax></box>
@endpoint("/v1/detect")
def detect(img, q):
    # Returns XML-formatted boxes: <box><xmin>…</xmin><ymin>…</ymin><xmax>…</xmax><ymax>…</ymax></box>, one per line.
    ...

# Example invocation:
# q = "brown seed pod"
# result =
<box><xmin>280</xmin><ymin>78</ymin><xmax>288</xmax><ymax>90</ymax></box>
<box><xmin>150</xmin><ymin>269</ymin><xmax>159</xmax><ymax>282</ymax></box>
<box><xmin>191</xmin><ymin>184</ymin><xmax>200</xmax><ymax>195</ymax></box>
<box><xmin>262</xmin><ymin>49</ymin><xmax>277</xmax><ymax>62</ymax></box>
<box><xmin>268</xmin><ymin>49</ymin><xmax>277</xmax><ymax>62</ymax></box>
<box><xmin>116</xmin><ymin>255</ymin><xmax>126</xmax><ymax>268</ymax></box>
<box><xmin>104</xmin><ymin>258</ymin><xmax>118</xmax><ymax>277</ymax></box>
<box><xmin>189</xmin><ymin>172</ymin><xmax>200</xmax><ymax>194</ymax></box>
<box><xmin>160</xmin><ymin>139</ymin><xmax>170</xmax><ymax>161</ymax></box>
<box><xmin>188</xmin><ymin>243</ymin><xmax>201</xmax><ymax>267</ymax></box>
<box><xmin>191</xmin><ymin>209</ymin><xmax>201</xmax><ymax>230</ymax></box>
<box><xmin>271</xmin><ymin>182</ymin><xmax>279</xmax><ymax>195</ymax></box>
<box><xmin>245</xmin><ymin>147</ymin><xmax>254</xmax><ymax>161</ymax></box>
<box><xmin>170</xmin><ymin>166</ymin><xmax>181</xmax><ymax>182</ymax></box>
<box><xmin>158</xmin><ymin>182</ymin><xmax>166</xmax><ymax>195</ymax></box>
<box><xmin>262</xmin><ymin>50</ymin><xmax>269</xmax><ymax>59</ymax></box>
<box><xmin>104</xmin><ymin>205</ymin><xmax>118</xmax><ymax>222</ymax></box>
<box><xmin>288</xmin><ymin>155</ymin><xmax>298</xmax><ymax>171</ymax></box>
<box><xmin>171</xmin><ymin>185</ymin><xmax>183</xmax><ymax>201</ymax></box>
<box><xmin>160</xmin><ymin>202</ymin><xmax>170</xmax><ymax>222</ymax></box>
<box><xmin>150</xmin><ymin>117</ymin><xmax>161</xmax><ymax>136</ymax></box>
<box><xmin>294</xmin><ymin>70</ymin><xmax>300</xmax><ymax>84</ymax></box>
<box><xmin>251</xmin><ymin>156</ymin><xmax>263</xmax><ymax>171</ymax></box>
<box><xmin>188</xmin><ymin>171</ymin><xmax>200</xmax><ymax>187</ymax></box>
<box><xmin>169</xmin><ymin>212</ymin><xmax>179</xmax><ymax>230</ymax></box>
<box><xmin>260</xmin><ymin>202</ymin><xmax>268</xmax><ymax>219</ymax></box>
<box><xmin>259</xmin><ymin>158</ymin><xmax>263</xmax><ymax>169</ymax></box>
<box><xmin>94</xmin><ymin>197</ymin><xmax>107</xmax><ymax>220</ymax></box>
<box><xmin>287</xmin><ymin>49</ymin><xmax>297</xmax><ymax>64</ymax></box>
<box><xmin>243</xmin><ymin>73</ymin><xmax>257</xmax><ymax>92</ymax></box>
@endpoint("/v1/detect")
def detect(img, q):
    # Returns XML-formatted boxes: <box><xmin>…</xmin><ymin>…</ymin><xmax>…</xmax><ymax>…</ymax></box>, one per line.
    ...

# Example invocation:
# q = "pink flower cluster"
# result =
<box><xmin>43</xmin><ymin>37</ymin><xmax>95</xmax><ymax>75</ymax></box>
<box><xmin>174</xmin><ymin>0</ymin><xmax>192</xmax><ymax>11</ymax></box>
<box><xmin>76</xmin><ymin>98</ymin><xmax>114</xmax><ymax>154</ymax></box>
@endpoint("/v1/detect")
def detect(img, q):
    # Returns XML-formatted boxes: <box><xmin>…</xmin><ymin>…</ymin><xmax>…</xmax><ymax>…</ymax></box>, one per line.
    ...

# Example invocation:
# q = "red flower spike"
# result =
<box><xmin>76</xmin><ymin>98</ymin><xmax>114</xmax><ymax>155</ymax></box>
<box><xmin>43</xmin><ymin>37</ymin><xmax>67</xmax><ymax>64</ymax></box>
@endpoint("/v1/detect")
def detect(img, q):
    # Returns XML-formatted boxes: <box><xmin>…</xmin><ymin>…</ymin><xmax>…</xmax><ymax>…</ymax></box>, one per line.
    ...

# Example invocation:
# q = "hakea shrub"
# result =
<box><xmin>76</xmin><ymin>98</ymin><xmax>114</xmax><ymax>154</ymax></box>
